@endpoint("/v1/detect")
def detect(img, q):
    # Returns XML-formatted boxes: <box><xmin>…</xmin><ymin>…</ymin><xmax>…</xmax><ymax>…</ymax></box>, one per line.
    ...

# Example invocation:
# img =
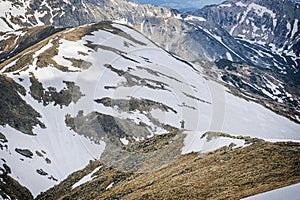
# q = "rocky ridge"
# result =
<box><xmin>1</xmin><ymin>0</ymin><xmax>299</xmax><ymax>119</ymax></box>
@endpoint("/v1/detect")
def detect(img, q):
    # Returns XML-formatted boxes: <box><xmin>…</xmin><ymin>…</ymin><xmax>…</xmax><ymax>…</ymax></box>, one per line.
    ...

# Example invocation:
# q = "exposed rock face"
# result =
<box><xmin>15</xmin><ymin>148</ymin><xmax>34</xmax><ymax>158</ymax></box>
<box><xmin>65</xmin><ymin>111</ymin><xmax>152</xmax><ymax>144</ymax></box>
<box><xmin>29</xmin><ymin>74</ymin><xmax>84</xmax><ymax>108</ymax></box>
<box><xmin>198</xmin><ymin>59</ymin><xmax>300</xmax><ymax>123</ymax></box>
<box><xmin>190</xmin><ymin>0</ymin><xmax>300</xmax><ymax>73</ymax></box>
<box><xmin>0</xmin><ymin>75</ymin><xmax>45</xmax><ymax>135</ymax></box>
<box><xmin>193</xmin><ymin>0</ymin><xmax>300</xmax><ymax>56</ymax></box>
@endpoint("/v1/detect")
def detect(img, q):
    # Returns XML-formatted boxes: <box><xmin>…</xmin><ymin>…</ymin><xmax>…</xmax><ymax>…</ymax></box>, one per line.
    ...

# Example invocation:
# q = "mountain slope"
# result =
<box><xmin>181</xmin><ymin>0</ymin><xmax>300</xmax><ymax>121</ymax></box>
<box><xmin>192</xmin><ymin>0</ymin><xmax>300</xmax><ymax>66</ymax></box>
<box><xmin>0</xmin><ymin>21</ymin><xmax>299</xmax><ymax>198</ymax></box>
<box><xmin>189</xmin><ymin>0</ymin><xmax>300</xmax><ymax>74</ymax></box>
<box><xmin>0</xmin><ymin>25</ymin><xmax>64</xmax><ymax>62</ymax></box>
<box><xmin>1</xmin><ymin>0</ymin><xmax>299</xmax><ymax>119</ymax></box>
<box><xmin>1</xmin><ymin>0</ymin><xmax>299</xmax><ymax>72</ymax></box>
<box><xmin>36</xmin><ymin>132</ymin><xmax>300</xmax><ymax>200</ymax></box>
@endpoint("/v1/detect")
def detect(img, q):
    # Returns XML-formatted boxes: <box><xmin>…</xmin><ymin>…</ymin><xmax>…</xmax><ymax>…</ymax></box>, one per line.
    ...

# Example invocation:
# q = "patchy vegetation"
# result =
<box><xmin>63</xmin><ymin>57</ymin><xmax>92</xmax><ymax>69</ymax></box>
<box><xmin>36</xmin><ymin>131</ymin><xmax>300</xmax><ymax>199</ymax></box>
<box><xmin>36</xmin><ymin>160</ymin><xmax>132</xmax><ymax>200</ymax></box>
<box><xmin>65</xmin><ymin>111</ymin><xmax>151</xmax><ymax>144</ymax></box>
<box><xmin>29</xmin><ymin>73</ymin><xmax>84</xmax><ymax>108</ymax></box>
<box><xmin>0</xmin><ymin>75</ymin><xmax>45</xmax><ymax>135</ymax></box>
<box><xmin>95</xmin><ymin>97</ymin><xmax>177</xmax><ymax>114</ymax></box>
<box><xmin>100</xmin><ymin>130</ymin><xmax>185</xmax><ymax>173</ymax></box>
<box><xmin>0</xmin><ymin>22</ymin><xmax>147</xmax><ymax>76</ymax></box>
<box><xmin>0</xmin><ymin>26</ymin><xmax>64</xmax><ymax>64</ymax></box>
<box><xmin>62</xmin><ymin>21</ymin><xmax>146</xmax><ymax>47</ymax></box>
<box><xmin>103</xmin><ymin>141</ymin><xmax>299</xmax><ymax>200</ymax></box>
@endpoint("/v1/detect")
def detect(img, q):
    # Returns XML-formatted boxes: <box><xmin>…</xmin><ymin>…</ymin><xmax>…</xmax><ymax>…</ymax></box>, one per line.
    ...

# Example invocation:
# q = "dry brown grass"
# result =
<box><xmin>36</xmin><ymin>134</ymin><xmax>300</xmax><ymax>200</ymax></box>
<box><xmin>98</xmin><ymin>141</ymin><xmax>300</xmax><ymax>200</ymax></box>
<box><xmin>0</xmin><ymin>21</ymin><xmax>145</xmax><ymax>75</ymax></box>
<box><xmin>0</xmin><ymin>24</ymin><xmax>89</xmax><ymax>73</ymax></box>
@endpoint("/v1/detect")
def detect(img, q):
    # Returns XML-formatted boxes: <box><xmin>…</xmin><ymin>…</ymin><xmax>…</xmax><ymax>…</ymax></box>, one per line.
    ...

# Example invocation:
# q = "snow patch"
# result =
<box><xmin>219</xmin><ymin>4</ymin><xmax>232</xmax><ymax>7</ymax></box>
<box><xmin>113</xmin><ymin>18</ymin><xmax>128</xmax><ymax>25</ymax></box>
<box><xmin>184</xmin><ymin>15</ymin><xmax>206</xmax><ymax>22</ymax></box>
<box><xmin>53</xmin><ymin>39</ymin><xmax>88</xmax><ymax>72</ymax></box>
<box><xmin>242</xmin><ymin>183</ymin><xmax>300</xmax><ymax>200</ymax></box>
<box><xmin>226</xmin><ymin>52</ymin><xmax>233</xmax><ymax>61</ymax></box>
<box><xmin>72</xmin><ymin>166</ymin><xmax>102</xmax><ymax>189</ymax></box>
<box><xmin>291</xmin><ymin>19</ymin><xmax>299</xmax><ymax>39</ymax></box>
<box><xmin>235</xmin><ymin>2</ymin><xmax>247</xmax><ymax>7</ymax></box>
<box><xmin>238</xmin><ymin>3</ymin><xmax>277</xmax><ymax>30</ymax></box>
<box><xmin>174</xmin><ymin>14</ymin><xmax>183</xmax><ymax>20</ymax></box>
<box><xmin>106</xmin><ymin>182</ymin><xmax>114</xmax><ymax>190</ymax></box>
<box><xmin>286</xmin><ymin>21</ymin><xmax>292</xmax><ymax>36</ymax></box>
<box><xmin>120</xmin><ymin>137</ymin><xmax>129</xmax><ymax>145</ymax></box>
<box><xmin>181</xmin><ymin>131</ymin><xmax>245</xmax><ymax>154</ymax></box>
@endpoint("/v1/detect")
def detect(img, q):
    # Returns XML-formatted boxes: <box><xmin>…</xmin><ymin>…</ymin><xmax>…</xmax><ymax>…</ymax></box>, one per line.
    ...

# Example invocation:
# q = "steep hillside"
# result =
<box><xmin>36</xmin><ymin>132</ymin><xmax>300</xmax><ymax>200</ymax></box>
<box><xmin>1</xmin><ymin>0</ymin><xmax>299</xmax><ymax>120</ymax></box>
<box><xmin>0</xmin><ymin>25</ymin><xmax>64</xmax><ymax>62</ymax></box>
<box><xmin>193</xmin><ymin>0</ymin><xmax>300</xmax><ymax>65</ymax></box>
<box><xmin>0</xmin><ymin>21</ymin><xmax>299</xmax><ymax>198</ymax></box>
<box><xmin>182</xmin><ymin>0</ymin><xmax>300</xmax><ymax>121</ymax></box>
<box><xmin>197</xmin><ymin>59</ymin><xmax>300</xmax><ymax>123</ymax></box>
<box><xmin>1</xmin><ymin>0</ymin><xmax>299</xmax><ymax>72</ymax></box>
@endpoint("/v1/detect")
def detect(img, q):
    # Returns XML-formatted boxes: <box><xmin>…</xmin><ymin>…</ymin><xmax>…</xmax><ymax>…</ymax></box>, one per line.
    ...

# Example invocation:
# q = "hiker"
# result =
<box><xmin>180</xmin><ymin>120</ymin><xmax>185</xmax><ymax>129</ymax></box>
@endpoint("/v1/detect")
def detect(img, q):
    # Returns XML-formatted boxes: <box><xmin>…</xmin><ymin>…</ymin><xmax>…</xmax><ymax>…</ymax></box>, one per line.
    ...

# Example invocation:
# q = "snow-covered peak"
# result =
<box><xmin>189</xmin><ymin>0</ymin><xmax>300</xmax><ymax>73</ymax></box>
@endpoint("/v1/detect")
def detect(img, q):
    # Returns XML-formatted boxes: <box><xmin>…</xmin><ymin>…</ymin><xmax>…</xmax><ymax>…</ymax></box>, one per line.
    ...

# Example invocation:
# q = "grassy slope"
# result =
<box><xmin>100</xmin><ymin>140</ymin><xmax>300</xmax><ymax>200</ymax></box>
<box><xmin>37</xmin><ymin>132</ymin><xmax>300</xmax><ymax>200</ymax></box>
